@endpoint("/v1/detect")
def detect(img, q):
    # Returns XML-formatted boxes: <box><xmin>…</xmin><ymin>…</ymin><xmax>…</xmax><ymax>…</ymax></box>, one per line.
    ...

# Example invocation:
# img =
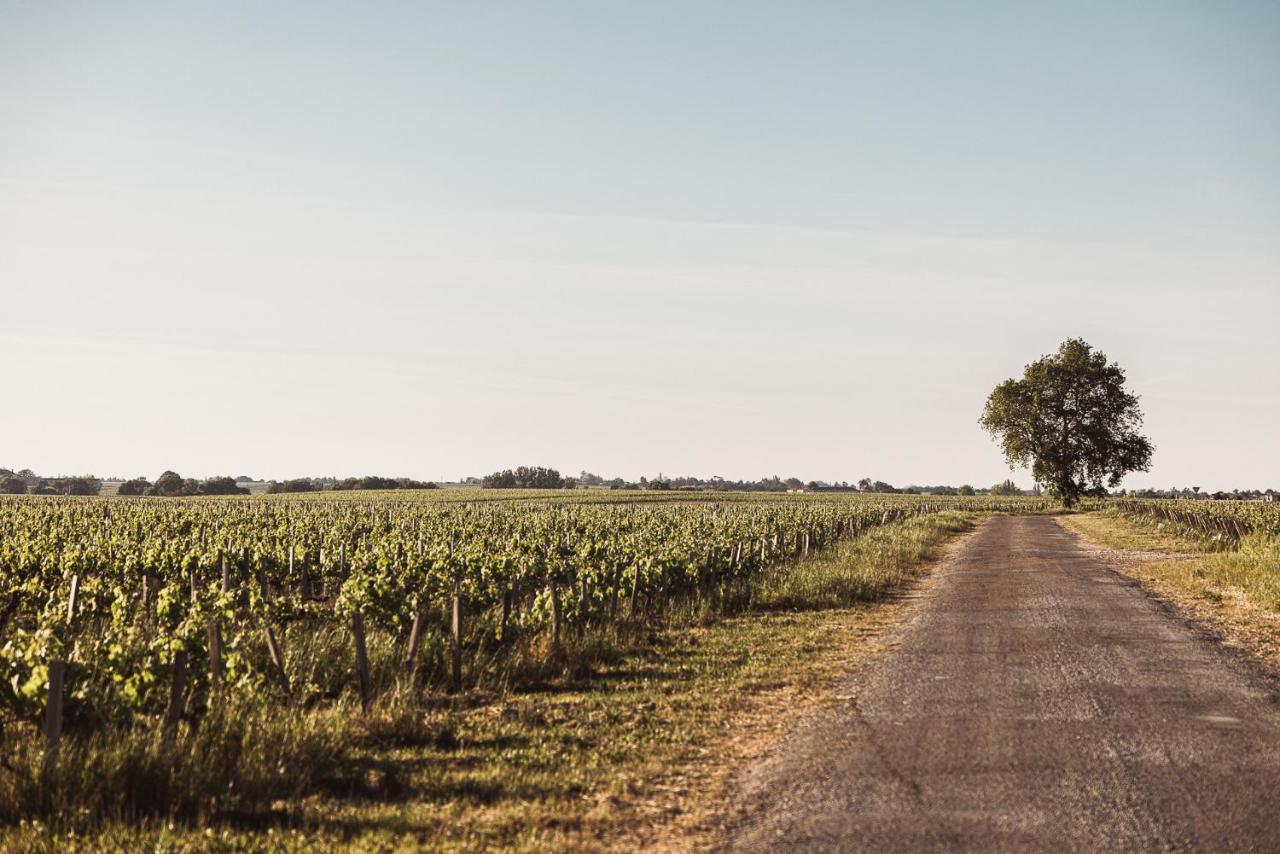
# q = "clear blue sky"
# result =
<box><xmin>3</xmin><ymin>2</ymin><xmax>1277</xmax><ymax>489</ymax></box>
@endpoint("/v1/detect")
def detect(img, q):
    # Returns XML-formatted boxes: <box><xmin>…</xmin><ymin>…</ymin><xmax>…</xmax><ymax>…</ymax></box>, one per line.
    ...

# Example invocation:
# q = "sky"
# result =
<box><xmin>2</xmin><ymin>2</ymin><xmax>1278</xmax><ymax>489</ymax></box>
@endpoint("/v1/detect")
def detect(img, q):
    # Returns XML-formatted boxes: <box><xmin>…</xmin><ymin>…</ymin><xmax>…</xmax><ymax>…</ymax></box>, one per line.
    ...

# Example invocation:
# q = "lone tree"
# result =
<box><xmin>980</xmin><ymin>339</ymin><xmax>1153</xmax><ymax>508</ymax></box>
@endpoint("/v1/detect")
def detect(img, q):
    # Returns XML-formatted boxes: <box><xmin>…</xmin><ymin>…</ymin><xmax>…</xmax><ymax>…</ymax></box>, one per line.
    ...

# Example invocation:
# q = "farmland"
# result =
<box><xmin>4</xmin><ymin>491</ymin><xmax>1280</xmax><ymax>848</ymax></box>
<box><xmin>0</xmin><ymin>491</ymin><xmax>1038</xmax><ymax>842</ymax></box>
<box><xmin>1108</xmin><ymin>497</ymin><xmax>1280</xmax><ymax>545</ymax></box>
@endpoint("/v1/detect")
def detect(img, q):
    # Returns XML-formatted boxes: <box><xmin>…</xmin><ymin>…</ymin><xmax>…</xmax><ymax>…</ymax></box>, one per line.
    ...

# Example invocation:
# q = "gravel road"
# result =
<box><xmin>721</xmin><ymin>515</ymin><xmax>1280</xmax><ymax>852</ymax></box>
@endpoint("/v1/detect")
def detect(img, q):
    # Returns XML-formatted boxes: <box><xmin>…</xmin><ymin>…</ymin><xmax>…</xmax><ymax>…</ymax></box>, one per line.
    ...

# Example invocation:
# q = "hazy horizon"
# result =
<box><xmin>4</xmin><ymin>3</ymin><xmax>1278</xmax><ymax>492</ymax></box>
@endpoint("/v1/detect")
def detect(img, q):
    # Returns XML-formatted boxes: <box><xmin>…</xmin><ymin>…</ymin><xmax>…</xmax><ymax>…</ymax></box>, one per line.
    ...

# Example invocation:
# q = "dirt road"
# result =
<box><xmin>721</xmin><ymin>516</ymin><xmax>1280</xmax><ymax>852</ymax></box>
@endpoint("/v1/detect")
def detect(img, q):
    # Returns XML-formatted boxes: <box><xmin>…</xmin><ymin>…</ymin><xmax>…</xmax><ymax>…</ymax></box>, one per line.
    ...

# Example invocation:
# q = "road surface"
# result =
<box><xmin>722</xmin><ymin>515</ymin><xmax>1280</xmax><ymax>852</ymax></box>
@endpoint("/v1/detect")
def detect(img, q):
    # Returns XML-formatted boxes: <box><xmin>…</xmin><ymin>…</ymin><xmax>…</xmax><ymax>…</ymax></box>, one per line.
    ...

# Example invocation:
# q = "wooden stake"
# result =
<box><xmin>351</xmin><ymin>610</ymin><xmax>371</xmax><ymax>711</ymax></box>
<box><xmin>500</xmin><ymin>588</ymin><xmax>513</xmax><ymax>641</ymax></box>
<box><xmin>66</xmin><ymin>574</ymin><xmax>79</xmax><ymax>622</ymax></box>
<box><xmin>404</xmin><ymin>611</ymin><xmax>425</xmax><ymax>673</ymax></box>
<box><xmin>548</xmin><ymin>578</ymin><xmax>562</xmax><ymax>654</ymax></box>
<box><xmin>209</xmin><ymin>552</ymin><xmax>228</xmax><ymax>686</ymax></box>
<box><xmin>450</xmin><ymin>591</ymin><xmax>463</xmax><ymax>691</ymax></box>
<box><xmin>257</xmin><ymin>568</ymin><xmax>291</xmax><ymax>698</ymax></box>
<box><xmin>163</xmin><ymin>649</ymin><xmax>188</xmax><ymax>742</ymax></box>
<box><xmin>339</xmin><ymin>543</ymin><xmax>372</xmax><ymax>707</ymax></box>
<box><xmin>44</xmin><ymin>660</ymin><xmax>65</xmax><ymax>766</ymax></box>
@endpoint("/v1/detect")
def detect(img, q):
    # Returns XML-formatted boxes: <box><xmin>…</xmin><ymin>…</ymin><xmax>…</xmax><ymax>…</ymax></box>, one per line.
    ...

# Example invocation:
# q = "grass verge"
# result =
<box><xmin>1058</xmin><ymin>509</ymin><xmax>1210</xmax><ymax>554</ymax></box>
<box><xmin>1</xmin><ymin>512</ymin><xmax>975</xmax><ymax>852</ymax></box>
<box><xmin>1059</xmin><ymin>510</ymin><xmax>1280</xmax><ymax>672</ymax></box>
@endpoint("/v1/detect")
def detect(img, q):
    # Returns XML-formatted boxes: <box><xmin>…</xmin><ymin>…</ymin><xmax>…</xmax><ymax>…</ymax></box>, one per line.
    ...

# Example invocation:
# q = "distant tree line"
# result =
<box><xmin>481</xmin><ymin>467</ymin><xmax>571</xmax><ymax>489</ymax></box>
<box><xmin>266</xmin><ymin>476</ymin><xmax>438</xmax><ymax>494</ymax></box>
<box><xmin>1119</xmin><ymin>486</ymin><xmax>1277</xmax><ymax>501</ymax></box>
<box><xmin>0</xmin><ymin>466</ymin><xmax>433</xmax><ymax>497</ymax></box>
<box><xmin>471</xmin><ymin>470</ymin><xmax>1009</xmax><ymax>495</ymax></box>
<box><xmin>0</xmin><ymin>468</ymin><xmax>102</xmax><ymax>496</ymax></box>
<box><xmin>0</xmin><ymin>468</ymin><xmax>253</xmax><ymax>497</ymax></box>
<box><xmin>8</xmin><ymin>464</ymin><xmax>1269</xmax><ymax>502</ymax></box>
<box><xmin>118</xmin><ymin>471</ymin><xmax>249</xmax><ymax>496</ymax></box>
<box><xmin>562</xmin><ymin>471</ymin><xmax>1022</xmax><ymax>496</ymax></box>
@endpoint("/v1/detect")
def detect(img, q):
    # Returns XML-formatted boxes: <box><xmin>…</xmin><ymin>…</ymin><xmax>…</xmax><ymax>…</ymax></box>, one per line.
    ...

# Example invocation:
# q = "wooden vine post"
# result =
<box><xmin>500</xmin><ymin>588</ymin><xmax>513</xmax><ymax>642</ymax></box>
<box><xmin>449</xmin><ymin>538</ymin><xmax>462</xmax><ymax>692</ymax></box>
<box><xmin>45</xmin><ymin>573</ymin><xmax>79</xmax><ymax>767</ymax></box>
<box><xmin>44</xmin><ymin>661</ymin><xmax>65</xmax><ymax>767</ymax></box>
<box><xmin>404</xmin><ymin>610</ymin><xmax>426</xmax><ymax>676</ymax></box>
<box><xmin>164</xmin><ymin>650</ymin><xmax>188</xmax><ymax>742</ymax></box>
<box><xmin>450</xmin><ymin>588</ymin><xmax>462</xmax><ymax>692</ymax></box>
<box><xmin>341</xmin><ymin>544</ymin><xmax>372</xmax><ymax>710</ymax></box>
<box><xmin>628</xmin><ymin>563</ymin><xmax>641</xmax><ymax>620</ymax></box>
<box><xmin>162</xmin><ymin>567</ymin><xmax>201</xmax><ymax>742</ymax></box>
<box><xmin>256</xmin><ymin>558</ymin><xmax>292</xmax><ymax>699</ymax></box>
<box><xmin>208</xmin><ymin>550</ymin><xmax>227</xmax><ymax>687</ymax></box>
<box><xmin>403</xmin><ymin>533</ymin><xmax>427</xmax><ymax>676</ymax></box>
<box><xmin>546</xmin><ymin>535</ymin><xmax>562</xmax><ymax>655</ymax></box>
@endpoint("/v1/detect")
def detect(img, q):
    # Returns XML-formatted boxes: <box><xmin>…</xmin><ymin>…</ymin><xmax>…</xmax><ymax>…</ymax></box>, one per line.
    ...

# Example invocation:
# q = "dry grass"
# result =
<box><xmin>1059</xmin><ymin>511</ymin><xmax>1280</xmax><ymax>673</ymax></box>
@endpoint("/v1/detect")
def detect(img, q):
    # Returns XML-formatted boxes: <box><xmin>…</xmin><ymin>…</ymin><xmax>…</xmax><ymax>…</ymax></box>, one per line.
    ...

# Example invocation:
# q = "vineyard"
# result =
<box><xmin>1109</xmin><ymin>498</ymin><xmax>1280</xmax><ymax>547</ymax></box>
<box><xmin>0</xmin><ymin>493</ymin><xmax>1033</xmax><ymax>723</ymax></box>
<box><xmin>0</xmin><ymin>492</ymin><xmax>1040</xmax><ymax>795</ymax></box>
<box><xmin>2</xmin><ymin>489</ymin><xmax>1277</xmax><ymax>837</ymax></box>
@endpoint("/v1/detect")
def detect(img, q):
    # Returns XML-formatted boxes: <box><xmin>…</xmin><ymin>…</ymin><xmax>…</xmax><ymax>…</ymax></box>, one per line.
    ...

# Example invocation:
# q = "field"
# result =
<box><xmin>4</xmin><ymin>491</ymin><xmax>1278</xmax><ymax>849</ymax></box>
<box><xmin>1062</xmin><ymin>501</ymin><xmax>1280</xmax><ymax>671</ymax></box>
<box><xmin>0</xmin><ymin>490</ymin><xmax>1041</xmax><ymax>847</ymax></box>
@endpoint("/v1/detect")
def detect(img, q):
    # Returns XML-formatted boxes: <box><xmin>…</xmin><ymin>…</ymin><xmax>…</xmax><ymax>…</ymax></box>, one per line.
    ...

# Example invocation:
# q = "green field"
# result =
<box><xmin>0</xmin><ymin>492</ymin><xmax>1039</xmax><ymax>847</ymax></box>
<box><xmin>5</xmin><ymin>491</ymin><xmax>1274</xmax><ymax>849</ymax></box>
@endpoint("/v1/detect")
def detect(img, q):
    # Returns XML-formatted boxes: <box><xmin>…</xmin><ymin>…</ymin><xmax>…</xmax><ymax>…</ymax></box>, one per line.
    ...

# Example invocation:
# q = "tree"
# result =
<box><xmin>0</xmin><ymin>474</ymin><xmax>27</xmax><ymax>494</ymax></box>
<box><xmin>990</xmin><ymin>479</ymin><xmax>1021</xmax><ymax>496</ymax></box>
<box><xmin>117</xmin><ymin>478</ymin><xmax>151</xmax><ymax>496</ymax></box>
<box><xmin>149</xmin><ymin>470</ymin><xmax>188</xmax><ymax>497</ymax></box>
<box><xmin>267</xmin><ymin>478</ymin><xmax>318</xmax><ymax>494</ymax></box>
<box><xmin>481</xmin><ymin>466</ymin><xmax>565</xmax><ymax>489</ymax></box>
<box><xmin>980</xmin><ymin>339</ymin><xmax>1153</xmax><ymax>508</ymax></box>
<box><xmin>197</xmin><ymin>476</ymin><xmax>250</xmax><ymax>495</ymax></box>
<box><xmin>956</xmin><ymin>484</ymin><xmax>976</xmax><ymax>496</ymax></box>
<box><xmin>31</xmin><ymin>476</ymin><xmax>102</xmax><ymax>496</ymax></box>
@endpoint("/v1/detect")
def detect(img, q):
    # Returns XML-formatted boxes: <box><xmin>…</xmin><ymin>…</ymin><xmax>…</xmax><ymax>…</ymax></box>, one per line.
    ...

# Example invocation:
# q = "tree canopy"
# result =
<box><xmin>980</xmin><ymin>338</ymin><xmax>1153</xmax><ymax>507</ymax></box>
<box><xmin>481</xmin><ymin>466</ymin><xmax>566</xmax><ymax>489</ymax></box>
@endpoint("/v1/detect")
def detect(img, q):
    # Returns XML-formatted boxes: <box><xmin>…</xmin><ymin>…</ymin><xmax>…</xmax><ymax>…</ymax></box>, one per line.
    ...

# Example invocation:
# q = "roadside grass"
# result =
<box><xmin>756</xmin><ymin>510</ymin><xmax>973</xmax><ymax>610</ymax></box>
<box><xmin>0</xmin><ymin>512</ymin><xmax>975</xmax><ymax>852</ymax></box>
<box><xmin>1061</xmin><ymin>509</ymin><xmax>1280</xmax><ymax>607</ymax></box>
<box><xmin>1059</xmin><ymin>509</ymin><xmax>1211</xmax><ymax>553</ymax></box>
<box><xmin>1060</xmin><ymin>509</ymin><xmax>1280</xmax><ymax>671</ymax></box>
